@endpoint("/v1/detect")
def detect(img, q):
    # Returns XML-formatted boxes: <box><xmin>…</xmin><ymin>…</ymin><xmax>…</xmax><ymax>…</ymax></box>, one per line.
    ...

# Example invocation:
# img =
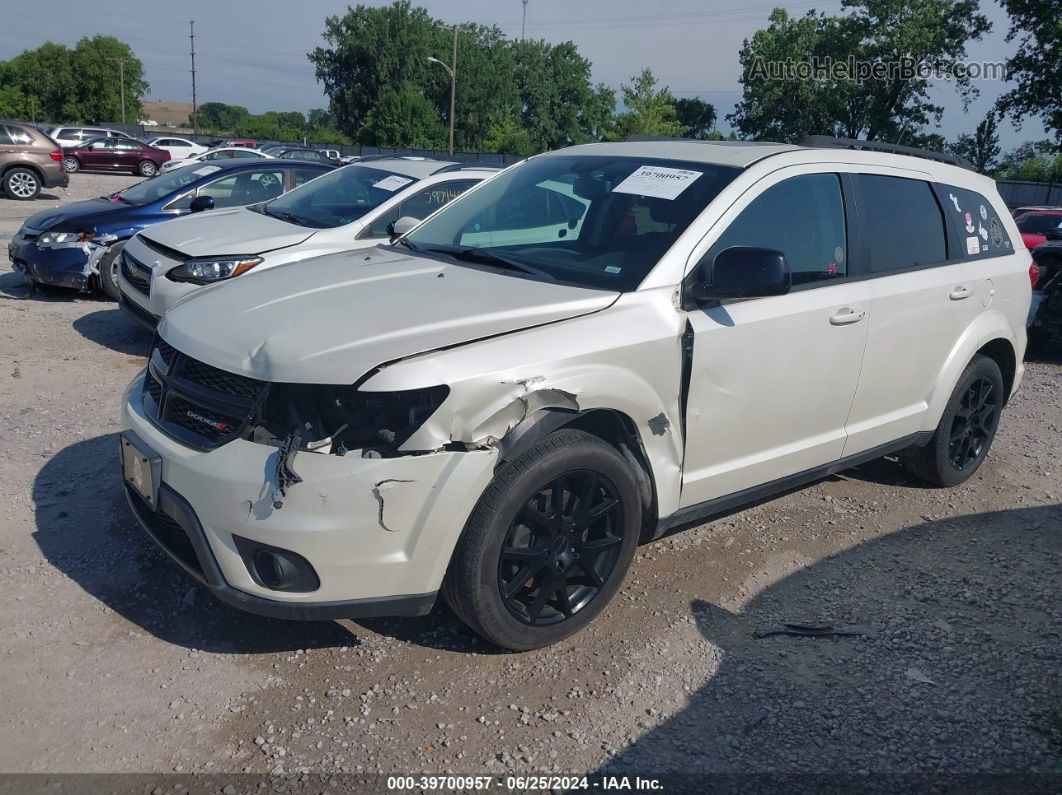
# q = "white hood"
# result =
<box><xmin>140</xmin><ymin>207</ymin><xmax>315</xmax><ymax>257</ymax></box>
<box><xmin>159</xmin><ymin>247</ymin><xmax>617</xmax><ymax>384</ymax></box>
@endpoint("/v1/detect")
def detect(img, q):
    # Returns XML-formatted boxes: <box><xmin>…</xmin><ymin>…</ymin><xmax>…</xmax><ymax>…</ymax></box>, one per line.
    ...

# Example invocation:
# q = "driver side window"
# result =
<box><xmin>708</xmin><ymin>173</ymin><xmax>847</xmax><ymax>284</ymax></box>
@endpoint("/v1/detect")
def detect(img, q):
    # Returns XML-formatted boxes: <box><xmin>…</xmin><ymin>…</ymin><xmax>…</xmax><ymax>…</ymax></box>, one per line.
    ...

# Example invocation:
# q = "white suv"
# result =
<box><xmin>119</xmin><ymin>139</ymin><xmax>1030</xmax><ymax>651</ymax></box>
<box><xmin>117</xmin><ymin>158</ymin><xmax>497</xmax><ymax>326</ymax></box>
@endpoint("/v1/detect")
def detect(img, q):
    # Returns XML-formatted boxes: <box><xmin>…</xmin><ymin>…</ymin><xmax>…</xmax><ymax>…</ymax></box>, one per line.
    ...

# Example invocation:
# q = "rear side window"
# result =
<box><xmin>937</xmin><ymin>184</ymin><xmax>1015</xmax><ymax>258</ymax></box>
<box><xmin>86</xmin><ymin>129</ymin><xmax>107</xmax><ymax>138</ymax></box>
<box><xmin>0</xmin><ymin>126</ymin><xmax>12</xmax><ymax>146</ymax></box>
<box><xmin>708</xmin><ymin>173</ymin><xmax>848</xmax><ymax>284</ymax></box>
<box><xmin>856</xmin><ymin>175</ymin><xmax>947</xmax><ymax>271</ymax></box>
<box><xmin>5</xmin><ymin>125</ymin><xmax>33</xmax><ymax>145</ymax></box>
<box><xmin>57</xmin><ymin>128</ymin><xmax>77</xmax><ymax>138</ymax></box>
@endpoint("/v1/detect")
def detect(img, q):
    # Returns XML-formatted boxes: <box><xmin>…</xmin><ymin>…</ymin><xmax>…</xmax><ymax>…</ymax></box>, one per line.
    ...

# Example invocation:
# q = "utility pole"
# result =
<box><xmin>111</xmin><ymin>58</ymin><xmax>128</xmax><ymax>123</ymax></box>
<box><xmin>428</xmin><ymin>24</ymin><xmax>464</xmax><ymax>156</ymax></box>
<box><xmin>189</xmin><ymin>21</ymin><xmax>198</xmax><ymax>135</ymax></box>
<box><xmin>521</xmin><ymin>0</ymin><xmax>529</xmax><ymax>40</ymax></box>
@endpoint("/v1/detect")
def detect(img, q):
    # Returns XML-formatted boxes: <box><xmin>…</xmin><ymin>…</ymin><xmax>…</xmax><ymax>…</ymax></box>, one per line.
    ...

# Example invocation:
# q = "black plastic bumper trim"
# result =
<box><xmin>119</xmin><ymin>293</ymin><xmax>159</xmax><ymax>330</ymax></box>
<box><xmin>124</xmin><ymin>479</ymin><xmax>437</xmax><ymax>621</ymax></box>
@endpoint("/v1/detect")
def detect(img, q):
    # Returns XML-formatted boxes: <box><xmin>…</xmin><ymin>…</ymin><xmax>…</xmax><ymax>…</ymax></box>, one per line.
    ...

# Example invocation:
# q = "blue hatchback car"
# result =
<box><xmin>8</xmin><ymin>159</ymin><xmax>332</xmax><ymax>298</ymax></box>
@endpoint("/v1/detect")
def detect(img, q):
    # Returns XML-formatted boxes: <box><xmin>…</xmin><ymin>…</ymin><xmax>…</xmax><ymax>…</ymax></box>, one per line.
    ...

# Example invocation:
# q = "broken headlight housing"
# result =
<box><xmin>253</xmin><ymin>384</ymin><xmax>449</xmax><ymax>455</ymax></box>
<box><xmin>167</xmin><ymin>256</ymin><xmax>262</xmax><ymax>284</ymax></box>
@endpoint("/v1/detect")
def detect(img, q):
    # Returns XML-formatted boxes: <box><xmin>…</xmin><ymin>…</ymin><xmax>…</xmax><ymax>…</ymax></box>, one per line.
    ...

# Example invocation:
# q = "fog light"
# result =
<box><xmin>233</xmin><ymin>535</ymin><xmax>320</xmax><ymax>593</ymax></box>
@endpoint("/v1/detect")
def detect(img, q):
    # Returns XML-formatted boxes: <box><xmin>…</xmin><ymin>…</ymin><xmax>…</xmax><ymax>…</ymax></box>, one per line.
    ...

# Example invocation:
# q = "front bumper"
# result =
<box><xmin>8</xmin><ymin>236</ymin><xmax>91</xmax><ymax>290</ymax></box>
<box><xmin>120</xmin><ymin>374</ymin><xmax>497</xmax><ymax>617</ymax></box>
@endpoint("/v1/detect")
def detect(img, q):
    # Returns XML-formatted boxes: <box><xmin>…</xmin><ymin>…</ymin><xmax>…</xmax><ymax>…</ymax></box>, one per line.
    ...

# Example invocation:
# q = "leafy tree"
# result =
<box><xmin>995</xmin><ymin>141</ymin><xmax>1062</xmax><ymax>181</ymax></box>
<box><xmin>359</xmin><ymin>83</ymin><xmax>446</xmax><ymax>148</ymax></box>
<box><xmin>68</xmin><ymin>36</ymin><xmax>149</xmax><ymax>123</ymax></box>
<box><xmin>192</xmin><ymin>102</ymin><xmax>251</xmax><ymax>132</ymax></box>
<box><xmin>484</xmin><ymin>114</ymin><xmax>534</xmax><ymax>155</ymax></box>
<box><xmin>612</xmin><ymin>68</ymin><xmax>684</xmax><ymax>140</ymax></box>
<box><xmin>730</xmin><ymin>0</ymin><xmax>990</xmax><ymax>143</ymax></box>
<box><xmin>995</xmin><ymin>0</ymin><xmax>1061</xmax><ymax>149</ymax></box>
<box><xmin>949</xmin><ymin>113</ymin><xmax>1001</xmax><ymax>173</ymax></box>
<box><xmin>675</xmin><ymin>97</ymin><xmax>717</xmax><ymax>139</ymax></box>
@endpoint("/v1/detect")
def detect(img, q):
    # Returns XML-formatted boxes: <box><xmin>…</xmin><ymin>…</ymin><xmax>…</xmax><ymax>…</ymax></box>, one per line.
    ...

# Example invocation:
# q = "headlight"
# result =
<box><xmin>38</xmin><ymin>231</ymin><xmax>81</xmax><ymax>245</ymax></box>
<box><xmin>255</xmin><ymin>384</ymin><xmax>449</xmax><ymax>455</ymax></box>
<box><xmin>166</xmin><ymin>256</ymin><xmax>262</xmax><ymax>284</ymax></box>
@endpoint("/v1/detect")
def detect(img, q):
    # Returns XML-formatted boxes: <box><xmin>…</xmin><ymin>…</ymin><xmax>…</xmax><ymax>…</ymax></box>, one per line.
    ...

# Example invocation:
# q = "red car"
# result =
<box><xmin>61</xmin><ymin>137</ymin><xmax>171</xmax><ymax>178</ymax></box>
<box><xmin>1017</xmin><ymin>209</ymin><xmax>1062</xmax><ymax>249</ymax></box>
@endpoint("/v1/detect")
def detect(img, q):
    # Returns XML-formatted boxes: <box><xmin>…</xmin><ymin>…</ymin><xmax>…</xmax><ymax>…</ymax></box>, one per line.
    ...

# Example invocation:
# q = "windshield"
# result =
<box><xmin>406</xmin><ymin>155</ymin><xmax>740</xmax><ymax>291</ymax></box>
<box><xmin>256</xmin><ymin>165</ymin><xmax>417</xmax><ymax>228</ymax></box>
<box><xmin>1017</xmin><ymin>213</ymin><xmax>1062</xmax><ymax>234</ymax></box>
<box><xmin>114</xmin><ymin>164</ymin><xmax>224</xmax><ymax>206</ymax></box>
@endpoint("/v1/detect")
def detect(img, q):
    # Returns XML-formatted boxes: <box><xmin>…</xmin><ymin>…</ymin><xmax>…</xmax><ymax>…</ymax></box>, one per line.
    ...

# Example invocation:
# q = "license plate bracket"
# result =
<box><xmin>121</xmin><ymin>433</ymin><xmax>161</xmax><ymax>507</ymax></box>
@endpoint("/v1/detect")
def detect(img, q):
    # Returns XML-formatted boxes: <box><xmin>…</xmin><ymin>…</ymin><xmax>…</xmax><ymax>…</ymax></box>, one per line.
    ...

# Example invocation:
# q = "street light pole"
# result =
<box><xmin>428</xmin><ymin>24</ymin><xmax>463</xmax><ymax>156</ymax></box>
<box><xmin>112</xmin><ymin>58</ymin><xmax>128</xmax><ymax>124</ymax></box>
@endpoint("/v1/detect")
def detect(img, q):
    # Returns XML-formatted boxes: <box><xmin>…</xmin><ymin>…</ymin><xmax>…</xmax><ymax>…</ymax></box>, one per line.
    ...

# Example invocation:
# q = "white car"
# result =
<box><xmin>46</xmin><ymin>126</ymin><xmax>135</xmax><ymax>148</ymax></box>
<box><xmin>149</xmin><ymin>137</ymin><xmax>209</xmax><ymax>158</ymax></box>
<box><xmin>118</xmin><ymin>158</ymin><xmax>496</xmax><ymax>326</ymax></box>
<box><xmin>120</xmin><ymin>139</ymin><xmax>1030</xmax><ymax>651</ymax></box>
<box><xmin>160</xmin><ymin>147</ymin><xmax>272</xmax><ymax>174</ymax></box>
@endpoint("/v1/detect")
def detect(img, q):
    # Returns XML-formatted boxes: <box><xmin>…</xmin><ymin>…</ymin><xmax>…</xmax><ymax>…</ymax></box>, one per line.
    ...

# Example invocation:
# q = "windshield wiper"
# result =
<box><xmin>264</xmin><ymin>207</ymin><xmax>317</xmax><ymax>227</ymax></box>
<box><xmin>424</xmin><ymin>246</ymin><xmax>555</xmax><ymax>281</ymax></box>
<box><xmin>392</xmin><ymin>237</ymin><xmax>419</xmax><ymax>252</ymax></box>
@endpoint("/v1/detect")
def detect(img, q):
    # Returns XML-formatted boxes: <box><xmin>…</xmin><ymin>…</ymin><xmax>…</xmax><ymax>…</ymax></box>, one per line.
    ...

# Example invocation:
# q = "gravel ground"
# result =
<box><xmin>0</xmin><ymin>174</ymin><xmax>1060</xmax><ymax>784</ymax></box>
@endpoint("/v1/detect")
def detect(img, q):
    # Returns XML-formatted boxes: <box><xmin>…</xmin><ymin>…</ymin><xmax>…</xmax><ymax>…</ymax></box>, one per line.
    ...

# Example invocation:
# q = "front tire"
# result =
<box><xmin>3</xmin><ymin>167</ymin><xmax>41</xmax><ymax>200</ymax></box>
<box><xmin>137</xmin><ymin>160</ymin><xmax>157</xmax><ymax>177</ymax></box>
<box><xmin>902</xmin><ymin>354</ymin><xmax>1004</xmax><ymax>487</ymax></box>
<box><xmin>444</xmin><ymin>429</ymin><xmax>642</xmax><ymax>651</ymax></box>
<box><xmin>62</xmin><ymin>157</ymin><xmax>80</xmax><ymax>173</ymax></box>
<box><xmin>96</xmin><ymin>241</ymin><xmax>126</xmax><ymax>300</ymax></box>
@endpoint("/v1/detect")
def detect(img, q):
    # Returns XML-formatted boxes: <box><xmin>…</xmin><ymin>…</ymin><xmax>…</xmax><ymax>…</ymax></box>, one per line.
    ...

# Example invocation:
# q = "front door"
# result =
<box><xmin>680</xmin><ymin>171</ymin><xmax>870</xmax><ymax>506</ymax></box>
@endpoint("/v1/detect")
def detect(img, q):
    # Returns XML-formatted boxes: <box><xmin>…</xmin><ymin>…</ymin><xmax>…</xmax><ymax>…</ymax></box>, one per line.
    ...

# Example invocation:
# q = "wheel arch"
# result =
<box><xmin>976</xmin><ymin>337</ymin><xmax>1017</xmax><ymax>403</ymax></box>
<box><xmin>1</xmin><ymin>161</ymin><xmax>45</xmax><ymax>184</ymax></box>
<box><xmin>497</xmin><ymin>407</ymin><xmax>659</xmax><ymax>540</ymax></box>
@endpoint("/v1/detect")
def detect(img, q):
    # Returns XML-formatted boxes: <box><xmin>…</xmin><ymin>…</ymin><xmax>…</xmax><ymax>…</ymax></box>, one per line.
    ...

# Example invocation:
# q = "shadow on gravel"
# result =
<box><xmin>32</xmin><ymin>433</ymin><xmax>356</xmax><ymax>654</ymax></box>
<box><xmin>0</xmin><ymin>269</ymin><xmax>84</xmax><ymax>301</ymax></box>
<box><xmin>599</xmin><ymin>504</ymin><xmax>1062</xmax><ymax>781</ymax></box>
<box><xmin>73</xmin><ymin>307</ymin><xmax>153</xmax><ymax>357</ymax></box>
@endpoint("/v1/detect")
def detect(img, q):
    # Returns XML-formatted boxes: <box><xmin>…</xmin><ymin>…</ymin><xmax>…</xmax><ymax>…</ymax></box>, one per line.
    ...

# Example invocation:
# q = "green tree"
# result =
<box><xmin>359</xmin><ymin>83</ymin><xmax>446</xmax><ymax>148</ymax></box>
<box><xmin>730</xmin><ymin>0</ymin><xmax>990</xmax><ymax>143</ymax></box>
<box><xmin>949</xmin><ymin>113</ymin><xmax>1001</xmax><ymax>173</ymax></box>
<box><xmin>483</xmin><ymin>114</ymin><xmax>534</xmax><ymax>155</ymax></box>
<box><xmin>5</xmin><ymin>42</ymin><xmax>79</xmax><ymax>121</ymax></box>
<box><xmin>69</xmin><ymin>36</ymin><xmax>149</xmax><ymax>123</ymax></box>
<box><xmin>995</xmin><ymin>141</ymin><xmax>1062</xmax><ymax>182</ymax></box>
<box><xmin>995</xmin><ymin>0</ymin><xmax>1061</xmax><ymax>149</ymax></box>
<box><xmin>612</xmin><ymin>68</ymin><xmax>684</xmax><ymax>140</ymax></box>
<box><xmin>192</xmin><ymin>102</ymin><xmax>251</xmax><ymax>132</ymax></box>
<box><xmin>675</xmin><ymin>97</ymin><xmax>717</xmax><ymax>139</ymax></box>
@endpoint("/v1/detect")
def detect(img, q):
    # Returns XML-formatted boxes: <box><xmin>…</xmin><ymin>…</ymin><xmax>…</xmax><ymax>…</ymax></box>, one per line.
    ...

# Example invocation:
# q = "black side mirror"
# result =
<box><xmin>1044</xmin><ymin>228</ymin><xmax>1062</xmax><ymax>242</ymax></box>
<box><xmin>189</xmin><ymin>195</ymin><xmax>215</xmax><ymax>213</ymax></box>
<box><xmin>687</xmin><ymin>246</ymin><xmax>791</xmax><ymax>304</ymax></box>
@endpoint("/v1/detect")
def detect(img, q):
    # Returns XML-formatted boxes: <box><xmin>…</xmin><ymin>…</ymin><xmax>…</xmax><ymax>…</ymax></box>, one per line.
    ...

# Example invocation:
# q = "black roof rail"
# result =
<box><xmin>801</xmin><ymin>135</ymin><xmax>975</xmax><ymax>171</ymax></box>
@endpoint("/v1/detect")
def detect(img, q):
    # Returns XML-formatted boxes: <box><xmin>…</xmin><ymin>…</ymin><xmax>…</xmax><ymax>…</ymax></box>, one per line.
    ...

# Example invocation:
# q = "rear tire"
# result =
<box><xmin>62</xmin><ymin>157</ymin><xmax>80</xmax><ymax>174</ymax></box>
<box><xmin>3</xmin><ymin>167</ymin><xmax>41</xmax><ymax>200</ymax></box>
<box><xmin>137</xmin><ymin>160</ymin><xmax>157</xmax><ymax>177</ymax></box>
<box><xmin>901</xmin><ymin>354</ymin><xmax>1004</xmax><ymax>487</ymax></box>
<box><xmin>96</xmin><ymin>241</ymin><xmax>126</xmax><ymax>301</ymax></box>
<box><xmin>443</xmin><ymin>429</ymin><xmax>642</xmax><ymax>651</ymax></box>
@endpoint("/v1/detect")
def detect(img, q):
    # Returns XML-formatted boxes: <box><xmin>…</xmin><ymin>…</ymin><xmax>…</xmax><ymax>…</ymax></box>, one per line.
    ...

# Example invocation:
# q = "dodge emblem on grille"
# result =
<box><xmin>185</xmin><ymin>409</ymin><xmax>230</xmax><ymax>432</ymax></box>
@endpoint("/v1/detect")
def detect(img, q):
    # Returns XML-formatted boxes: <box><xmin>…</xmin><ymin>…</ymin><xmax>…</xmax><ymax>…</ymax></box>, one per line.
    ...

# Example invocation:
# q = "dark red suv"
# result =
<box><xmin>62</xmin><ymin>137</ymin><xmax>171</xmax><ymax>177</ymax></box>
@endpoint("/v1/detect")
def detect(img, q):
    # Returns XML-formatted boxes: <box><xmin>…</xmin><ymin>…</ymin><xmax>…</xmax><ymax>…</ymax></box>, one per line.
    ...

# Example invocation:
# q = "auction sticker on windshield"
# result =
<box><xmin>613</xmin><ymin>165</ymin><xmax>702</xmax><ymax>200</ymax></box>
<box><xmin>373</xmin><ymin>175</ymin><xmax>415</xmax><ymax>192</ymax></box>
<box><xmin>193</xmin><ymin>166</ymin><xmax>222</xmax><ymax>176</ymax></box>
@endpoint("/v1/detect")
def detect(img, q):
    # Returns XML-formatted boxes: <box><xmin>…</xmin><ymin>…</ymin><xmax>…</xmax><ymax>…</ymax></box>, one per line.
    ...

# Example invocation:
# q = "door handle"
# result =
<box><xmin>829</xmin><ymin>308</ymin><xmax>866</xmax><ymax>326</ymax></box>
<box><xmin>949</xmin><ymin>286</ymin><xmax>973</xmax><ymax>300</ymax></box>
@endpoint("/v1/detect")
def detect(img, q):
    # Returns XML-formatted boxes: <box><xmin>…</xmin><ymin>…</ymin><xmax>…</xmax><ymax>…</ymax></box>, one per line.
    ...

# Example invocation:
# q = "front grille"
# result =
<box><xmin>180</xmin><ymin>357</ymin><xmax>262</xmax><ymax>401</ymax></box>
<box><xmin>143</xmin><ymin>338</ymin><xmax>267</xmax><ymax>450</ymax></box>
<box><xmin>121</xmin><ymin>251</ymin><xmax>151</xmax><ymax>295</ymax></box>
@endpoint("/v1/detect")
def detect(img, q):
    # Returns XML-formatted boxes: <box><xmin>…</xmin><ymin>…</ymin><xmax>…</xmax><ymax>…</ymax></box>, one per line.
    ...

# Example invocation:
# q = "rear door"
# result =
<box><xmin>113</xmin><ymin>139</ymin><xmax>142</xmax><ymax>170</ymax></box>
<box><xmin>842</xmin><ymin>172</ymin><xmax>983</xmax><ymax>455</ymax></box>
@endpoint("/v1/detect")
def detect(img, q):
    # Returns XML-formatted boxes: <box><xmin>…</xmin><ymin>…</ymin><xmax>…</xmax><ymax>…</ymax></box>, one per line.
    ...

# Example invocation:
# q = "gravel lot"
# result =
<box><xmin>1</xmin><ymin>174</ymin><xmax>1060</xmax><ymax>784</ymax></box>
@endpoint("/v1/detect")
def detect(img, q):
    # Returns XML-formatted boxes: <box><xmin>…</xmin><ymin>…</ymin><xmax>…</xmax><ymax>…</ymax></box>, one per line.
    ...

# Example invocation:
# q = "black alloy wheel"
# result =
<box><xmin>498</xmin><ymin>470</ymin><xmax>624</xmax><ymax>626</ymax></box>
<box><xmin>947</xmin><ymin>376</ymin><xmax>998</xmax><ymax>471</ymax></box>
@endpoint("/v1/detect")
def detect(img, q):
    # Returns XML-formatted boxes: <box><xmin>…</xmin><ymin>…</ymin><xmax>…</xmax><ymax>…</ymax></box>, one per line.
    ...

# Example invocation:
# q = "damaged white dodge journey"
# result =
<box><xmin>120</xmin><ymin>138</ymin><xmax>1031</xmax><ymax>650</ymax></box>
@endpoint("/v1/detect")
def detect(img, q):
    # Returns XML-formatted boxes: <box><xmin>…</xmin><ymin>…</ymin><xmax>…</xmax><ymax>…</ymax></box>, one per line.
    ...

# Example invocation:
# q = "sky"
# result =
<box><xmin>0</xmin><ymin>0</ymin><xmax>1046</xmax><ymax>150</ymax></box>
